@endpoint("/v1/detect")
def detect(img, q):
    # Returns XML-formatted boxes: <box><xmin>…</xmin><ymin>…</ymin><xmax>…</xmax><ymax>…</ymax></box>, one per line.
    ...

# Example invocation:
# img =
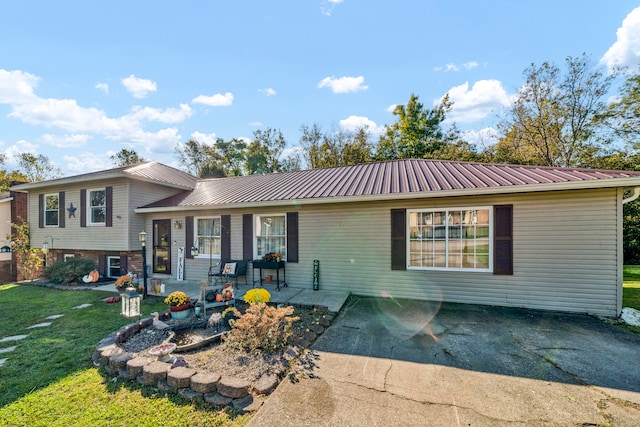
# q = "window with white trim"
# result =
<box><xmin>195</xmin><ymin>216</ymin><xmax>221</xmax><ymax>257</ymax></box>
<box><xmin>255</xmin><ymin>214</ymin><xmax>286</xmax><ymax>259</ymax></box>
<box><xmin>44</xmin><ymin>193</ymin><xmax>59</xmax><ymax>227</ymax></box>
<box><xmin>408</xmin><ymin>207</ymin><xmax>492</xmax><ymax>271</ymax></box>
<box><xmin>88</xmin><ymin>188</ymin><xmax>106</xmax><ymax>225</ymax></box>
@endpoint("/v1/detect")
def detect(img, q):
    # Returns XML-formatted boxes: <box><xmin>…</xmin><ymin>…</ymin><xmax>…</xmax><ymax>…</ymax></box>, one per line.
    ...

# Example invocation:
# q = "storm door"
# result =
<box><xmin>153</xmin><ymin>219</ymin><xmax>171</xmax><ymax>274</ymax></box>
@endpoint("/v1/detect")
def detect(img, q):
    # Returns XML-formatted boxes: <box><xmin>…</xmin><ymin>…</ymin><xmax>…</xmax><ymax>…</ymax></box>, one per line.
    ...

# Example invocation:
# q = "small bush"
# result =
<box><xmin>223</xmin><ymin>303</ymin><xmax>299</xmax><ymax>353</ymax></box>
<box><xmin>44</xmin><ymin>258</ymin><xmax>97</xmax><ymax>284</ymax></box>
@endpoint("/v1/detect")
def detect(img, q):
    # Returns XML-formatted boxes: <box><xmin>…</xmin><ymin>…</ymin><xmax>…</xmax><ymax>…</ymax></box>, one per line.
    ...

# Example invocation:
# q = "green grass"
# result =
<box><xmin>622</xmin><ymin>266</ymin><xmax>640</xmax><ymax>334</ymax></box>
<box><xmin>0</xmin><ymin>284</ymin><xmax>250</xmax><ymax>426</ymax></box>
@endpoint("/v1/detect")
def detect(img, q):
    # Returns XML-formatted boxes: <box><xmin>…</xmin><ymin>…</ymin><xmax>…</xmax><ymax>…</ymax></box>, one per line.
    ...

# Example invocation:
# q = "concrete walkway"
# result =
<box><xmin>248</xmin><ymin>296</ymin><xmax>640</xmax><ymax>426</ymax></box>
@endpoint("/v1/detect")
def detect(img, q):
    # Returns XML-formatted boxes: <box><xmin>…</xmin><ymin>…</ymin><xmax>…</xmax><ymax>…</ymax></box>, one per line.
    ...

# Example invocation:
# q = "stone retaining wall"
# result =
<box><xmin>93</xmin><ymin>310</ymin><xmax>335</xmax><ymax>414</ymax></box>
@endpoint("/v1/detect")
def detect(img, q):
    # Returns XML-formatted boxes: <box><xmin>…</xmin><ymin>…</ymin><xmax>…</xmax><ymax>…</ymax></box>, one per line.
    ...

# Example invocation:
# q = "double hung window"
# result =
<box><xmin>255</xmin><ymin>214</ymin><xmax>286</xmax><ymax>259</ymax></box>
<box><xmin>408</xmin><ymin>207</ymin><xmax>491</xmax><ymax>271</ymax></box>
<box><xmin>195</xmin><ymin>217</ymin><xmax>221</xmax><ymax>257</ymax></box>
<box><xmin>88</xmin><ymin>188</ymin><xmax>106</xmax><ymax>225</ymax></box>
<box><xmin>44</xmin><ymin>193</ymin><xmax>59</xmax><ymax>227</ymax></box>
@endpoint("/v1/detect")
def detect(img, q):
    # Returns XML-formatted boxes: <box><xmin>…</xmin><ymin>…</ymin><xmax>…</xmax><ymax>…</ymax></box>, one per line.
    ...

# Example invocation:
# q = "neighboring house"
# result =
<box><xmin>11</xmin><ymin>159</ymin><xmax>640</xmax><ymax>316</ymax></box>
<box><xmin>0</xmin><ymin>188</ymin><xmax>28</xmax><ymax>283</ymax></box>
<box><xmin>10</xmin><ymin>162</ymin><xmax>197</xmax><ymax>280</ymax></box>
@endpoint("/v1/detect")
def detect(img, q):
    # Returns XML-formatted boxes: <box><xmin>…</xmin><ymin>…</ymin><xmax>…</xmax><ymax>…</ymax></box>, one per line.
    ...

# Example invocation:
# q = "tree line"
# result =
<box><xmin>4</xmin><ymin>53</ymin><xmax>640</xmax><ymax>261</ymax></box>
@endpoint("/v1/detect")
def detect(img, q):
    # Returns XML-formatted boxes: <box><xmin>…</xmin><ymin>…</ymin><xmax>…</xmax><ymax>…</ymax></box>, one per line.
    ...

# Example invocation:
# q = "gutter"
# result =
<box><xmin>623</xmin><ymin>187</ymin><xmax>640</xmax><ymax>204</ymax></box>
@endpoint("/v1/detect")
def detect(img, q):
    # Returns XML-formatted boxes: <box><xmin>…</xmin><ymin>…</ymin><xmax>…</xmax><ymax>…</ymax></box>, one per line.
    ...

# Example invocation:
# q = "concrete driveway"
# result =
<box><xmin>248</xmin><ymin>296</ymin><xmax>640</xmax><ymax>426</ymax></box>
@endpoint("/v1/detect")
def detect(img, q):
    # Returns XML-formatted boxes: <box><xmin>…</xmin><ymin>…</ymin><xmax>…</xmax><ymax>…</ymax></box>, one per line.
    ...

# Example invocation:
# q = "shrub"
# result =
<box><xmin>243</xmin><ymin>288</ymin><xmax>271</xmax><ymax>304</ymax></box>
<box><xmin>44</xmin><ymin>258</ymin><xmax>97</xmax><ymax>284</ymax></box>
<box><xmin>223</xmin><ymin>303</ymin><xmax>299</xmax><ymax>353</ymax></box>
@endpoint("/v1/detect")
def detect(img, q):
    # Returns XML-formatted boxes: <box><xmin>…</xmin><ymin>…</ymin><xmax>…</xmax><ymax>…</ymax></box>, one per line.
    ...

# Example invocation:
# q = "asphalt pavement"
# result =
<box><xmin>248</xmin><ymin>296</ymin><xmax>640</xmax><ymax>426</ymax></box>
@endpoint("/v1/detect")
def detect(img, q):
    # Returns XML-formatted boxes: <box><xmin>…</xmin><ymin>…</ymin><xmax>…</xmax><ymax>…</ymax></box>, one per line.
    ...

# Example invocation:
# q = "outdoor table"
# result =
<box><xmin>252</xmin><ymin>260</ymin><xmax>286</xmax><ymax>291</ymax></box>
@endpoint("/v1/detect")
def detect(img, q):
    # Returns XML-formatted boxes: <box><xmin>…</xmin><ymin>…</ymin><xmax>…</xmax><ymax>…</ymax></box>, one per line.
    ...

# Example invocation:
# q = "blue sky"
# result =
<box><xmin>1</xmin><ymin>1</ymin><xmax>640</xmax><ymax>177</ymax></box>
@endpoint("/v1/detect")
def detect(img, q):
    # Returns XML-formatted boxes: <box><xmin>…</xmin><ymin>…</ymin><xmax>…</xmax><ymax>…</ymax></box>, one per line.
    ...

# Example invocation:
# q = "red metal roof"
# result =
<box><xmin>141</xmin><ymin>159</ymin><xmax>640</xmax><ymax>210</ymax></box>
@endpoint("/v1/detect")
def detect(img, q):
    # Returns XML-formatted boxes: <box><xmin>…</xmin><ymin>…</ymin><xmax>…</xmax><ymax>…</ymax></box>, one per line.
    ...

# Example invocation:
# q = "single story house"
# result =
<box><xmin>11</xmin><ymin>159</ymin><xmax>640</xmax><ymax>317</ymax></box>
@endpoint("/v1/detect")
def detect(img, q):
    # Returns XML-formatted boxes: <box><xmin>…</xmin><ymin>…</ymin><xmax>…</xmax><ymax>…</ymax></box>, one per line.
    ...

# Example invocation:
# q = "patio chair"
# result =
<box><xmin>210</xmin><ymin>259</ymin><xmax>248</xmax><ymax>288</ymax></box>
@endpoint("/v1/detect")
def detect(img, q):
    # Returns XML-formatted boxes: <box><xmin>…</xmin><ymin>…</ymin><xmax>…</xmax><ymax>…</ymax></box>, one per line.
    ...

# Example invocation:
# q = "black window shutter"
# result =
<box><xmin>105</xmin><ymin>186</ymin><xmax>113</xmax><ymax>227</ymax></box>
<box><xmin>38</xmin><ymin>194</ymin><xmax>44</xmax><ymax>228</ymax></box>
<box><xmin>59</xmin><ymin>192</ymin><xmax>65</xmax><ymax>228</ymax></box>
<box><xmin>391</xmin><ymin>209</ymin><xmax>406</xmax><ymax>270</ymax></box>
<box><xmin>119</xmin><ymin>255</ymin><xmax>128</xmax><ymax>276</ymax></box>
<box><xmin>185</xmin><ymin>216</ymin><xmax>194</xmax><ymax>258</ymax></box>
<box><xmin>98</xmin><ymin>254</ymin><xmax>106</xmax><ymax>277</ymax></box>
<box><xmin>80</xmin><ymin>189</ymin><xmax>86</xmax><ymax>227</ymax></box>
<box><xmin>286</xmin><ymin>212</ymin><xmax>299</xmax><ymax>263</ymax></box>
<box><xmin>242</xmin><ymin>214</ymin><xmax>253</xmax><ymax>261</ymax></box>
<box><xmin>221</xmin><ymin>215</ymin><xmax>231</xmax><ymax>261</ymax></box>
<box><xmin>494</xmin><ymin>205</ymin><xmax>513</xmax><ymax>275</ymax></box>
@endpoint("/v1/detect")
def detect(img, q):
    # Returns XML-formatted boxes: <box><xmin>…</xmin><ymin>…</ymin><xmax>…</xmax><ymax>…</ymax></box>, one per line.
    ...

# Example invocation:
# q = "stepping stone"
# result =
<box><xmin>46</xmin><ymin>314</ymin><xmax>64</xmax><ymax>320</ymax></box>
<box><xmin>0</xmin><ymin>335</ymin><xmax>28</xmax><ymax>343</ymax></box>
<box><xmin>72</xmin><ymin>303</ymin><xmax>93</xmax><ymax>309</ymax></box>
<box><xmin>27</xmin><ymin>322</ymin><xmax>52</xmax><ymax>329</ymax></box>
<box><xmin>0</xmin><ymin>346</ymin><xmax>17</xmax><ymax>354</ymax></box>
<box><xmin>0</xmin><ymin>358</ymin><xmax>6</xmax><ymax>367</ymax></box>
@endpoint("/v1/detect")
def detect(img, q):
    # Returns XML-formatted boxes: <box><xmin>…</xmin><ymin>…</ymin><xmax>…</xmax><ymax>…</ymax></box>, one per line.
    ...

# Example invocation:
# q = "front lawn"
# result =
<box><xmin>0</xmin><ymin>284</ymin><xmax>249</xmax><ymax>426</ymax></box>
<box><xmin>623</xmin><ymin>265</ymin><xmax>640</xmax><ymax>310</ymax></box>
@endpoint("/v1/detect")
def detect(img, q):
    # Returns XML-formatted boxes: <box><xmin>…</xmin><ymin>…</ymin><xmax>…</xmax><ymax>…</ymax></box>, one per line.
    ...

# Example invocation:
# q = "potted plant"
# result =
<box><xmin>164</xmin><ymin>291</ymin><xmax>191</xmax><ymax>320</ymax></box>
<box><xmin>114</xmin><ymin>274</ymin><xmax>133</xmax><ymax>293</ymax></box>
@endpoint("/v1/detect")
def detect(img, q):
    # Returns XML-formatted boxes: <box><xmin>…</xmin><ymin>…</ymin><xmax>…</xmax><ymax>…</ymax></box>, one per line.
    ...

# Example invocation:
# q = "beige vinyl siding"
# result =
<box><xmin>148</xmin><ymin>188</ymin><xmax>621</xmax><ymax>316</ymax></box>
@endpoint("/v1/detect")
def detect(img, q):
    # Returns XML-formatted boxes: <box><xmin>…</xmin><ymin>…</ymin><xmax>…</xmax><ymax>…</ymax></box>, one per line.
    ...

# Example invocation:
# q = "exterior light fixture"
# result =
<box><xmin>190</xmin><ymin>246</ymin><xmax>199</xmax><ymax>257</ymax></box>
<box><xmin>121</xmin><ymin>287</ymin><xmax>141</xmax><ymax>318</ymax></box>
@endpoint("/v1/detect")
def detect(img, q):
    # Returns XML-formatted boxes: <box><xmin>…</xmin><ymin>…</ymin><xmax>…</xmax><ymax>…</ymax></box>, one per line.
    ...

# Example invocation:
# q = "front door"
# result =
<box><xmin>153</xmin><ymin>219</ymin><xmax>171</xmax><ymax>274</ymax></box>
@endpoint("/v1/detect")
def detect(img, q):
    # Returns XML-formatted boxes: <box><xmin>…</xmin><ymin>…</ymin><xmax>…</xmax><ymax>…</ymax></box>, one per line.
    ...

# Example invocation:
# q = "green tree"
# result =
<box><xmin>110</xmin><ymin>149</ymin><xmax>146</xmax><ymax>167</ymax></box>
<box><xmin>299</xmin><ymin>124</ymin><xmax>373</xmax><ymax>169</ymax></box>
<box><xmin>496</xmin><ymin>54</ymin><xmax>614</xmax><ymax>167</ymax></box>
<box><xmin>244</xmin><ymin>128</ymin><xmax>287</xmax><ymax>175</ymax></box>
<box><xmin>376</xmin><ymin>93</ymin><xmax>454</xmax><ymax>161</ymax></box>
<box><xmin>174</xmin><ymin>139</ymin><xmax>225</xmax><ymax>178</ymax></box>
<box><xmin>7</xmin><ymin>222</ymin><xmax>44</xmax><ymax>281</ymax></box>
<box><xmin>598</xmin><ymin>72</ymin><xmax>640</xmax><ymax>145</ymax></box>
<box><xmin>17</xmin><ymin>153</ymin><xmax>63</xmax><ymax>182</ymax></box>
<box><xmin>0</xmin><ymin>154</ymin><xmax>28</xmax><ymax>191</ymax></box>
<box><xmin>215</xmin><ymin>138</ymin><xmax>247</xmax><ymax>176</ymax></box>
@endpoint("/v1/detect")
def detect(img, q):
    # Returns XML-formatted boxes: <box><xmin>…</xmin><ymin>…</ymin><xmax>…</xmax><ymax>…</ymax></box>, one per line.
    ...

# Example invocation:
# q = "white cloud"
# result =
<box><xmin>249</xmin><ymin>121</ymin><xmax>263</xmax><ymax>126</ymax></box>
<box><xmin>434</xmin><ymin>61</ymin><xmax>479</xmax><ymax>72</ymax></box>
<box><xmin>320</xmin><ymin>0</ymin><xmax>343</xmax><ymax>16</ymax></box>
<box><xmin>190</xmin><ymin>131</ymin><xmax>217</xmax><ymax>145</ymax></box>
<box><xmin>41</xmin><ymin>133</ymin><xmax>90</xmax><ymax>148</ymax></box>
<box><xmin>3</xmin><ymin>139</ymin><xmax>38</xmax><ymax>166</ymax></box>
<box><xmin>95</xmin><ymin>82</ymin><xmax>109</xmax><ymax>95</ymax></box>
<box><xmin>62</xmin><ymin>152</ymin><xmax>113</xmax><ymax>174</ymax></box>
<box><xmin>461</xmin><ymin>127</ymin><xmax>500</xmax><ymax>149</ymax></box>
<box><xmin>318</xmin><ymin>76</ymin><xmax>368</xmax><ymax>93</ymax></box>
<box><xmin>386</xmin><ymin>104</ymin><xmax>397</xmax><ymax>113</ymax></box>
<box><xmin>0</xmin><ymin>69</ymin><xmax>39</xmax><ymax>103</ymax></box>
<box><xmin>259</xmin><ymin>88</ymin><xmax>276</xmax><ymax>96</ymax></box>
<box><xmin>439</xmin><ymin>80</ymin><xmax>511</xmax><ymax>123</ymax></box>
<box><xmin>128</xmin><ymin>104</ymin><xmax>193</xmax><ymax>124</ymax></box>
<box><xmin>601</xmin><ymin>7</ymin><xmax>640</xmax><ymax>72</ymax></box>
<box><xmin>121</xmin><ymin>74</ymin><xmax>157</xmax><ymax>98</ymax></box>
<box><xmin>338</xmin><ymin>115</ymin><xmax>385</xmax><ymax>135</ymax></box>
<box><xmin>192</xmin><ymin>92</ymin><xmax>234</xmax><ymax>106</ymax></box>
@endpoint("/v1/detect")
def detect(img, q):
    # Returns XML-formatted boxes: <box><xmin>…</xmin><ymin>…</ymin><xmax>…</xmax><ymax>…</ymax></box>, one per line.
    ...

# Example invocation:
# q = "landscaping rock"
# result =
<box><xmin>233</xmin><ymin>394</ymin><xmax>263</xmax><ymax>413</ymax></box>
<box><xmin>309</xmin><ymin>323</ymin><xmax>325</xmax><ymax>335</ymax></box>
<box><xmin>118</xmin><ymin>370</ymin><xmax>135</xmax><ymax>381</ymax></box>
<box><xmin>204</xmin><ymin>392</ymin><xmax>233</xmax><ymax>407</ymax></box>
<box><xmin>109</xmin><ymin>352</ymin><xmax>133</xmax><ymax>371</ymax></box>
<box><xmin>303</xmin><ymin>330</ymin><xmax>317</xmax><ymax>342</ymax></box>
<box><xmin>318</xmin><ymin>316</ymin><xmax>332</xmax><ymax>327</ymax></box>
<box><xmin>136</xmin><ymin>373</ymin><xmax>156</xmax><ymax>386</ymax></box>
<box><xmin>178</xmin><ymin>387</ymin><xmax>203</xmax><ymax>401</ymax></box>
<box><xmin>143</xmin><ymin>361</ymin><xmax>171</xmax><ymax>384</ymax></box>
<box><xmin>190</xmin><ymin>372</ymin><xmax>220</xmax><ymax>393</ymax></box>
<box><xmin>167</xmin><ymin>366</ymin><xmax>196</xmax><ymax>388</ymax></box>
<box><xmin>282</xmin><ymin>346</ymin><xmax>300</xmax><ymax>361</ymax></box>
<box><xmin>157</xmin><ymin>380</ymin><xmax>176</xmax><ymax>394</ymax></box>
<box><xmin>217</xmin><ymin>375</ymin><xmax>250</xmax><ymax>398</ymax></box>
<box><xmin>126</xmin><ymin>356</ymin><xmax>153</xmax><ymax>376</ymax></box>
<box><xmin>252</xmin><ymin>374</ymin><xmax>278</xmax><ymax>395</ymax></box>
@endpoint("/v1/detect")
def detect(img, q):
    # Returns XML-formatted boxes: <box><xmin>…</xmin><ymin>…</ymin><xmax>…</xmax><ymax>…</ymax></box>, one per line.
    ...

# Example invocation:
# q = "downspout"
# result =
<box><xmin>623</xmin><ymin>187</ymin><xmax>640</xmax><ymax>204</ymax></box>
